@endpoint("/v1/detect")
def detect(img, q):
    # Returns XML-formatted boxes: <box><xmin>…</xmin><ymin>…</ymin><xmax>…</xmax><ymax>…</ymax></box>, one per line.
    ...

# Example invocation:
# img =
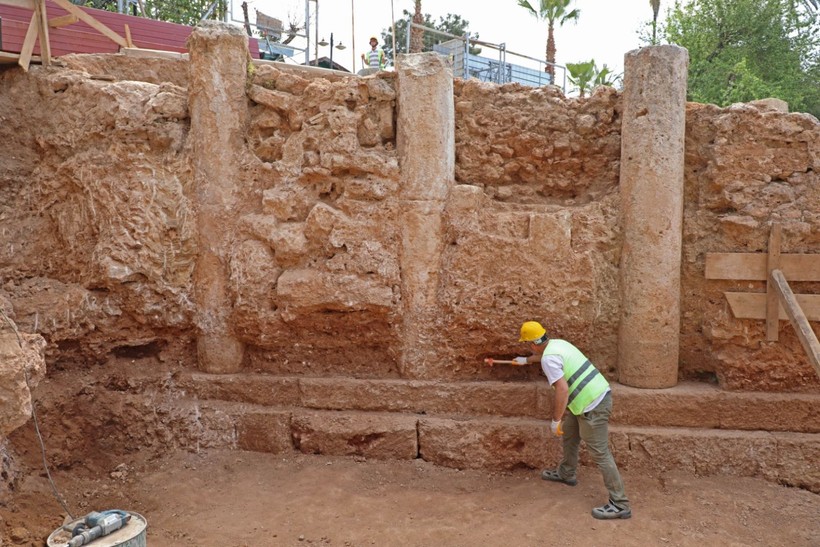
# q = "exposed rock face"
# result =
<box><xmin>0</xmin><ymin>38</ymin><xmax>817</xmax><ymax>397</ymax></box>
<box><xmin>0</xmin><ymin>62</ymin><xmax>195</xmax><ymax>365</ymax></box>
<box><xmin>449</xmin><ymin>80</ymin><xmax>623</xmax><ymax>378</ymax></box>
<box><xmin>682</xmin><ymin>103</ymin><xmax>820</xmax><ymax>390</ymax></box>
<box><xmin>0</xmin><ymin>37</ymin><xmax>818</xmax><ymax>504</ymax></box>
<box><xmin>453</xmin><ymin>80</ymin><xmax>622</xmax><ymax>203</ymax></box>
<box><xmin>212</xmin><ymin>58</ymin><xmax>403</xmax><ymax>377</ymax></box>
<box><xmin>0</xmin><ymin>330</ymin><xmax>46</xmax><ymax>437</ymax></box>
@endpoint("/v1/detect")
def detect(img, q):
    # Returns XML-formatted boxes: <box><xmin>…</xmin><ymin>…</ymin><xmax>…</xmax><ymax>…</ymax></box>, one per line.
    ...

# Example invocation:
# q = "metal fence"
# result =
<box><xmin>406</xmin><ymin>21</ymin><xmax>566</xmax><ymax>92</ymax></box>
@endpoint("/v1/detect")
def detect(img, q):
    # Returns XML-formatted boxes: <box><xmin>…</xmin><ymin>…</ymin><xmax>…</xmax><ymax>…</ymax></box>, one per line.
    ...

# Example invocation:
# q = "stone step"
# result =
<box><xmin>189</xmin><ymin>400</ymin><xmax>820</xmax><ymax>493</ymax></box>
<box><xmin>175</xmin><ymin>373</ymin><xmax>820</xmax><ymax>433</ymax></box>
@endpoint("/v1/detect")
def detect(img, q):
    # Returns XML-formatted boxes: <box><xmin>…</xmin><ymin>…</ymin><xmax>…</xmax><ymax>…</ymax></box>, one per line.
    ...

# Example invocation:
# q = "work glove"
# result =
<box><xmin>513</xmin><ymin>356</ymin><xmax>528</xmax><ymax>365</ymax></box>
<box><xmin>550</xmin><ymin>419</ymin><xmax>564</xmax><ymax>436</ymax></box>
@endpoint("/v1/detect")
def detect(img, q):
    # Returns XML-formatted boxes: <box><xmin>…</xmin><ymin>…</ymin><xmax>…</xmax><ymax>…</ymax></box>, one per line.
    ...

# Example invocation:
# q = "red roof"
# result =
<box><xmin>0</xmin><ymin>1</ymin><xmax>259</xmax><ymax>57</ymax></box>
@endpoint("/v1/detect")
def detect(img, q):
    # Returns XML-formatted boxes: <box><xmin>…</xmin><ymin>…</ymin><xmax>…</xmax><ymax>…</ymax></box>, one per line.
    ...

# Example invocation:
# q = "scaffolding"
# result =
<box><xmin>407</xmin><ymin>20</ymin><xmax>567</xmax><ymax>92</ymax></box>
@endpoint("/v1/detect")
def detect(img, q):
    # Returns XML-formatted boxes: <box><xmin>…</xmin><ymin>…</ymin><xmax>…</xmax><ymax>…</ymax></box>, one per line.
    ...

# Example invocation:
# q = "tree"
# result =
<box><xmin>140</xmin><ymin>0</ymin><xmax>227</xmax><ymax>26</ymax></box>
<box><xmin>649</xmin><ymin>0</ymin><xmax>661</xmax><ymax>44</ymax></box>
<box><xmin>382</xmin><ymin>10</ymin><xmax>480</xmax><ymax>59</ymax></box>
<box><xmin>410</xmin><ymin>0</ymin><xmax>424</xmax><ymax>53</ymax></box>
<box><xmin>516</xmin><ymin>0</ymin><xmax>580</xmax><ymax>84</ymax></box>
<box><xmin>662</xmin><ymin>0</ymin><xmax>820</xmax><ymax>117</ymax></box>
<box><xmin>567</xmin><ymin>60</ymin><xmax>621</xmax><ymax>97</ymax></box>
<box><xmin>72</xmin><ymin>0</ymin><xmax>229</xmax><ymax>25</ymax></box>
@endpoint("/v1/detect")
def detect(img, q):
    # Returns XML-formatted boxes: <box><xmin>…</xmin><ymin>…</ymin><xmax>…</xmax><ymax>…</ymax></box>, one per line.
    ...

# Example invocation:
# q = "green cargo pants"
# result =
<box><xmin>557</xmin><ymin>391</ymin><xmax>630</xmax><ymax>509</ymax></box>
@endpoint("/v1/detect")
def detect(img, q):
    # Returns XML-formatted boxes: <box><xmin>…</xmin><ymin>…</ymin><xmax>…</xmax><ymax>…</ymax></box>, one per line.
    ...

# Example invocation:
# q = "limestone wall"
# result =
<box><xmin>0</xmin><ymin>37</ymin><xmax>818</xmax><ymax>393</ymax></box>
<box><xmin>681</xmin><ymin>103</ymin><xmax>820</xmax><ymax>390</ymax></box>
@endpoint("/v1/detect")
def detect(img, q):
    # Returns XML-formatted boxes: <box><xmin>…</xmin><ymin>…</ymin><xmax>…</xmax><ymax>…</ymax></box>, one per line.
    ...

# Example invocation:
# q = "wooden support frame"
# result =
<box><xmin>766</xmin><ymin>224</ymin><xmax>782</xmax><ymax>341</ymax></box>
<box><xmin>18</xmin><ymin>6</ymin><xmax>39</xmax><ymax>70</ymax></box>
<box><xmin>705</xmin><ymin>223</ymin><xmax>820</xmax><ymax>378</ymax></box>
<box><xmin>49</xmin><ymin>0</ymin><xmax>127</xmax><ymax>48</ymax></box>
<box><xmin>35</xmin><ymin>0</ymin><xmax>51</xmax><ymax>64</ymax></box>
<box><xmin>48</xmin><ymin>13</ymin><xmax>77</xmax><ymax>28</ymax></box>
<box><xmin>0</xmin><ymin>0</ymin><xmax>132</xmax><ymax>70</ymax></box>
<box><xmin>770</xmin><ymin>269</ymin><xmax>820</xmax><ymax>378</ymax></box>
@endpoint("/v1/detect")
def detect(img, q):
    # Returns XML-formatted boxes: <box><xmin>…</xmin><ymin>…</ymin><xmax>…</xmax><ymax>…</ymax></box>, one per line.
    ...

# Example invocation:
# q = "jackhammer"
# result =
<box><xmin>67</xmin><ymin>510</ymin><xmax>131</xmax><ymax>547</ymax></box>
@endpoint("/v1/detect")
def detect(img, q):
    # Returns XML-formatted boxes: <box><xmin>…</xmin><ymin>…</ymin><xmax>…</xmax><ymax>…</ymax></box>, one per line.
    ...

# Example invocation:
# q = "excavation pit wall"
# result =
<box><xmin>0</xmin><ymin>25</ymin><xmax>819</xmax><ymax>492</ymax></box>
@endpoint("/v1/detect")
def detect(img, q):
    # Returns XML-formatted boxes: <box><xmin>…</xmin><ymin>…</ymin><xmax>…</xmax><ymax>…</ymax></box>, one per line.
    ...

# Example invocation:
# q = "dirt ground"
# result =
<box><xmin>2</xmin><ymin>448</ymin><xmax>818</xmax><ymax>547</ymax></box>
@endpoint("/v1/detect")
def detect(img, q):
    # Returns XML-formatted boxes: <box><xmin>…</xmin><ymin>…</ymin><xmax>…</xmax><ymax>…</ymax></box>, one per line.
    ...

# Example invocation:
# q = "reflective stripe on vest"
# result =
<box><xmin>367</xmin><ymin>50</ymin><xmax>383</xmax><ymax>68</ymax></box>
<box><xmin>545</xmin><ymin>339</ymin><xmax>609</xmax><ymax>415</ymax></box>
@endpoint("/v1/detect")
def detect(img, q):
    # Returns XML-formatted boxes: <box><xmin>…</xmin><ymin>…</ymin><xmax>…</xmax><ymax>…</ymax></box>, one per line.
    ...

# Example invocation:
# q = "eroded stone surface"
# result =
<box><xmin>0</xmin><ymin>332</ymin><xmax>46</xmax><ymax>437</ymax></box>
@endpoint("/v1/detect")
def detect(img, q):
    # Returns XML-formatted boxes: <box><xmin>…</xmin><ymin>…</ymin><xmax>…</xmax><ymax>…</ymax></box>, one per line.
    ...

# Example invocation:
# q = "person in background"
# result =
<box><xmin>495</xmin><ymin>321</ymin><xmax>631</xmax><ymax>520</ymax></box>
<box><xmin>361</xmin><ymin>36</ymin><xmax>387</xmax><ymax>70</ymax></box>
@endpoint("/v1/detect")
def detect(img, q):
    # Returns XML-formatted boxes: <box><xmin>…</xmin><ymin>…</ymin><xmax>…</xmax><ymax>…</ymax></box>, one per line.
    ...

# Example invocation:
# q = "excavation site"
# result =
<box><xmin>1</xmin><ymin>20</ymin><xmax>819</xmax><ymax>547</ymax></box>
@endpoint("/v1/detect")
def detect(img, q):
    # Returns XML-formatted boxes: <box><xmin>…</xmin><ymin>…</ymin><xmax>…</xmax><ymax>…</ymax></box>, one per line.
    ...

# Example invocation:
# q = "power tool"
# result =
<box><xmin>67</xmin><ymin>510</ymin><xmax>131</xmax><ymax>547</ymax></box>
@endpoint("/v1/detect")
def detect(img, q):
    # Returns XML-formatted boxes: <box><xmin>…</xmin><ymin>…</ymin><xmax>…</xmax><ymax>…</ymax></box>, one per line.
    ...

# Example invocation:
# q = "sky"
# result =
<box><xmin>229</xmin><ymin>0</ymin><xmax>656</xmax><ymax>78</ymax></box>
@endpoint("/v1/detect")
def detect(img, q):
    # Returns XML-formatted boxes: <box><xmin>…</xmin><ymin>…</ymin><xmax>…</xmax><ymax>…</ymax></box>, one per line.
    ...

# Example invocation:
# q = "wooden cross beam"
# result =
<box><xmin>770</xmin><ymin>269</ymin><xmax>820</xmax><ymax>378</ymax></box>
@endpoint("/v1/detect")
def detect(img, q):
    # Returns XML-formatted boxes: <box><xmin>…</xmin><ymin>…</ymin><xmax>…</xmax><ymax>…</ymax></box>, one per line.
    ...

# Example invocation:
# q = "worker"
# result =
<box><xmin>508</xmin><ymin>321</ymin><xmax>631</xmax><ymax>520</ymax></box>
<box><xmin>361</xmin><ymin>36</ymin><xmax>387</xmax><ymax>70</ymax></box>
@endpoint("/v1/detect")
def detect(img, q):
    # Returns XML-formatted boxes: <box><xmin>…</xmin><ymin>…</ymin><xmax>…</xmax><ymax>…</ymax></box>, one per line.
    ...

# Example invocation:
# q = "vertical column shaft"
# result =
<box><xmin>618</xmin><ymin>45</ymin><xmax>689</xmax><ymax>388</ymax></box>
<box><xmin>396</xmin><ymin>53</ymin><xmax>454</xmax><ymax>379</ymax></box>
<box><xmin>187</xmin><ymin>22</ymin><xmax>249</xmax><ymax>373</ymax></box>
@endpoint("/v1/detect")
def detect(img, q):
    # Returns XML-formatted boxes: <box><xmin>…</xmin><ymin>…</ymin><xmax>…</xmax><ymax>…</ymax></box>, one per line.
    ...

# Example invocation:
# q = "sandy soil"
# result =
<box><xmin>2</xmin><ymin>449</ymin><xmax>818</xmax><ymax>547</ymax></box>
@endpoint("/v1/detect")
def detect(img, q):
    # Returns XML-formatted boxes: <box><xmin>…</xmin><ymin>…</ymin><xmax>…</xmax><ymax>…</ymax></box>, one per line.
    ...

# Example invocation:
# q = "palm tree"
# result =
<box><xmin>650</xmin><ymin>0</ymin><xmax>661</xmax><ymax>44</ymax></box>
<box><xmin>410</xmin><ymin>1</ymin><xmax>425</xmax><ymax>53</ymax></box>
<box><xmin>517</xmin><ymin>0</ymin><xmax>580</xmax><ymax>84</ymax></box>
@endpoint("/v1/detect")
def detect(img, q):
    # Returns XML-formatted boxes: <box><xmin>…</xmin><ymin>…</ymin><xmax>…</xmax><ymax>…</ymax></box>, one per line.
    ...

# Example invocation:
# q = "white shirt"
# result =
<box><xmin>541</xmin><ymin>354</ymin><xmax>609</xmax><ymax>413</ymax></box>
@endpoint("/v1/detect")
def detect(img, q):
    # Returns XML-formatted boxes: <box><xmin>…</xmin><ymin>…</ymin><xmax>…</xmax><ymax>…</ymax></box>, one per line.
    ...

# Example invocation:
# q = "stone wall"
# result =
<box><xmin>681</xmin><ymin>102</ymin><xmax>820</xmax><ymax>390</ymax></box>
<box><xmin>0</xmin><ymin>31</ymin><xmax>818</xmax><ymax>396</ymax></box>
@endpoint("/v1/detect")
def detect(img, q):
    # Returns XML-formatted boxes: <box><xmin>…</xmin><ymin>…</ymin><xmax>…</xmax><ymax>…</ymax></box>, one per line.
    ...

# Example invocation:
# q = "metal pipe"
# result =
<box><xmin>350</xmin><ymin>0</ymin><xmax>355</xmax><ymax>71</ymax></box>
<box><xmin>305</xmin><ymin>0</ymin><xmax>311</xmax><ymax>66</ymax></box>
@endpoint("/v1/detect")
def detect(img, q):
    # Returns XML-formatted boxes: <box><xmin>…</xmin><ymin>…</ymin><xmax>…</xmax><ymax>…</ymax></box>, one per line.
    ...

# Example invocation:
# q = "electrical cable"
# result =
<box><xmin>0</xmin><ymin>308</ymin><xmax>74</xmax><ymax>520</ymax></box>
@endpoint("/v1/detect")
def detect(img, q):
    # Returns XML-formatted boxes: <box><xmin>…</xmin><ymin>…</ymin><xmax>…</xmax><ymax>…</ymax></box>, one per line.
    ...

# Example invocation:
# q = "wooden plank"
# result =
<box><xmin>706</xmin><ymin>253</ymin><xmax>820</xmax><ymax>281</ymax></box>
<box><xmin>35</xmin><ymin>0</ymin><xmax>51</xmax><ymax>65</ymax></box>
<box><xmin>0</xmin><ymin>50</ymin><xmax>41</xmax><ymax>63</ymax></box>
<box><xmin>121</xmin><ymin>46</ymin><xmax>187</xmax><ymax>60</ymax></box>
<box><xmin>766</xmin><ymin>224</ymin><xmax>782</xmax><ymax>341</ymax></box>
<box><xmin>771</xmin><ymin>269</ymin><xmax>820</xmax><ymax>379</ymax></box>
<box><xmin>18</xmin><ymin>11</ymin><xmax>38</xmax><ymax>71</ymax></box>
<box><xmin>48</xmin><ymin>0</ymin><xmax>127</xmax><ymax>48</ymax></box>
<box><xmin>0</xmin><ymin>0</ymin><xmax>34</xmax><ymax>9</ymax></box>
<box><xmin>725</xmin><ymin>292</ymin><xmax>820</xmax><ymax>321</ymax></box>
<box><xmin>124</xmin><ymin>23</ymin><xmax>133</xmax><ymax>48</ymax></box>
<box><xmin>48</xmin><ymin>13</ymin><xmax>76</xmax><ymax>27</ymax></box>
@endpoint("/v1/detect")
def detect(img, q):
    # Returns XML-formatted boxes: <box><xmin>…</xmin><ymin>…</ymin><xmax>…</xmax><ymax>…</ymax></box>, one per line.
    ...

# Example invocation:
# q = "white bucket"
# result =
<box><xmin>47</xmin><ymin>511</ymin><xmax>147</xmax><ymax>547</ymax></box>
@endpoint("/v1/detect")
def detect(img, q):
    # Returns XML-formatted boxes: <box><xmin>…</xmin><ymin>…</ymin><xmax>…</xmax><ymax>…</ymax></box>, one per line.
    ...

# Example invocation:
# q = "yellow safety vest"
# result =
<box><xmin>545</xmin><ymin>339</ymin><xmax>609</xmax><ymax>415</ymax></box>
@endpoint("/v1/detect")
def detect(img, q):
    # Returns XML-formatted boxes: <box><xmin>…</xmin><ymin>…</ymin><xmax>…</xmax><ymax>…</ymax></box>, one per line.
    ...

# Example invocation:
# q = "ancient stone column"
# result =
<box><xmin>617</xmin><ymin>45</ymin><xmax>689</xmax><ymax>388</ymax></box>
<box><xmin>187</xmin><ymin>22</ymin><xmax>248</xmax><ymax>373</ymax></box>
<box><xmin>396</xmin><ymin>53</ymin><xmax>454</xmax><ymax>379</ymax></box>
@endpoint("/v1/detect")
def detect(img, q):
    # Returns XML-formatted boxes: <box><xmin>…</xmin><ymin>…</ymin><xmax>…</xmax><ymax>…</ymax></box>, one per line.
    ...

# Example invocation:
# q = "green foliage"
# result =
<box><xmin>72</xmin><ymin>0</ymin><xmax>118</xmax><ymax>10</ymax></box>
<box><xmin>516</xmin><ymin>0</ymin><xmax>581</xmax><ymax>83</ymax></box>
<box><xmin>382</xmin><ymin>10</ymin><xmax>480</xmax><ymax>58</ymax></box>
<box><xmin>566</xmin><ymin>60</ymin><xmax>595</xmax><ymax>96</ymax></box>
<box><xmin>567</xmin><ymin>60</ymin><xmax>621</xmax><ymax>96</ymax></box>
<box><xmin>516</xmin><ymin>0</ymin><xmax>581</xmax><ymax>27</ymax></box>
<box><xmin>662</xmin><ymin>0</ymin><xmax>820</xmax><ymax>116</ymax></box>
<box><xmin>72</xmin><ymin>0</ymin><xmax>229</xmax><ymax>26</ymax></box>
<box><xmin>143</xmin><ymin>0</ymin><xmax>228</xmax><ymax>26</ymax></box>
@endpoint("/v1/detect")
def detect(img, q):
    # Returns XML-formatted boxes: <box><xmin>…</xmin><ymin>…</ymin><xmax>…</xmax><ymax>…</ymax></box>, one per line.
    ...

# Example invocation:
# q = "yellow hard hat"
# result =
<box><xmin>519</xmin><ymin>321</ymin><xmax>547</xmax><ymax>343</ymax></box>
<box><xmin>369</xmin><ymin>36</ymin><xmax>378</xmax><ymax>44</ymax></box>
